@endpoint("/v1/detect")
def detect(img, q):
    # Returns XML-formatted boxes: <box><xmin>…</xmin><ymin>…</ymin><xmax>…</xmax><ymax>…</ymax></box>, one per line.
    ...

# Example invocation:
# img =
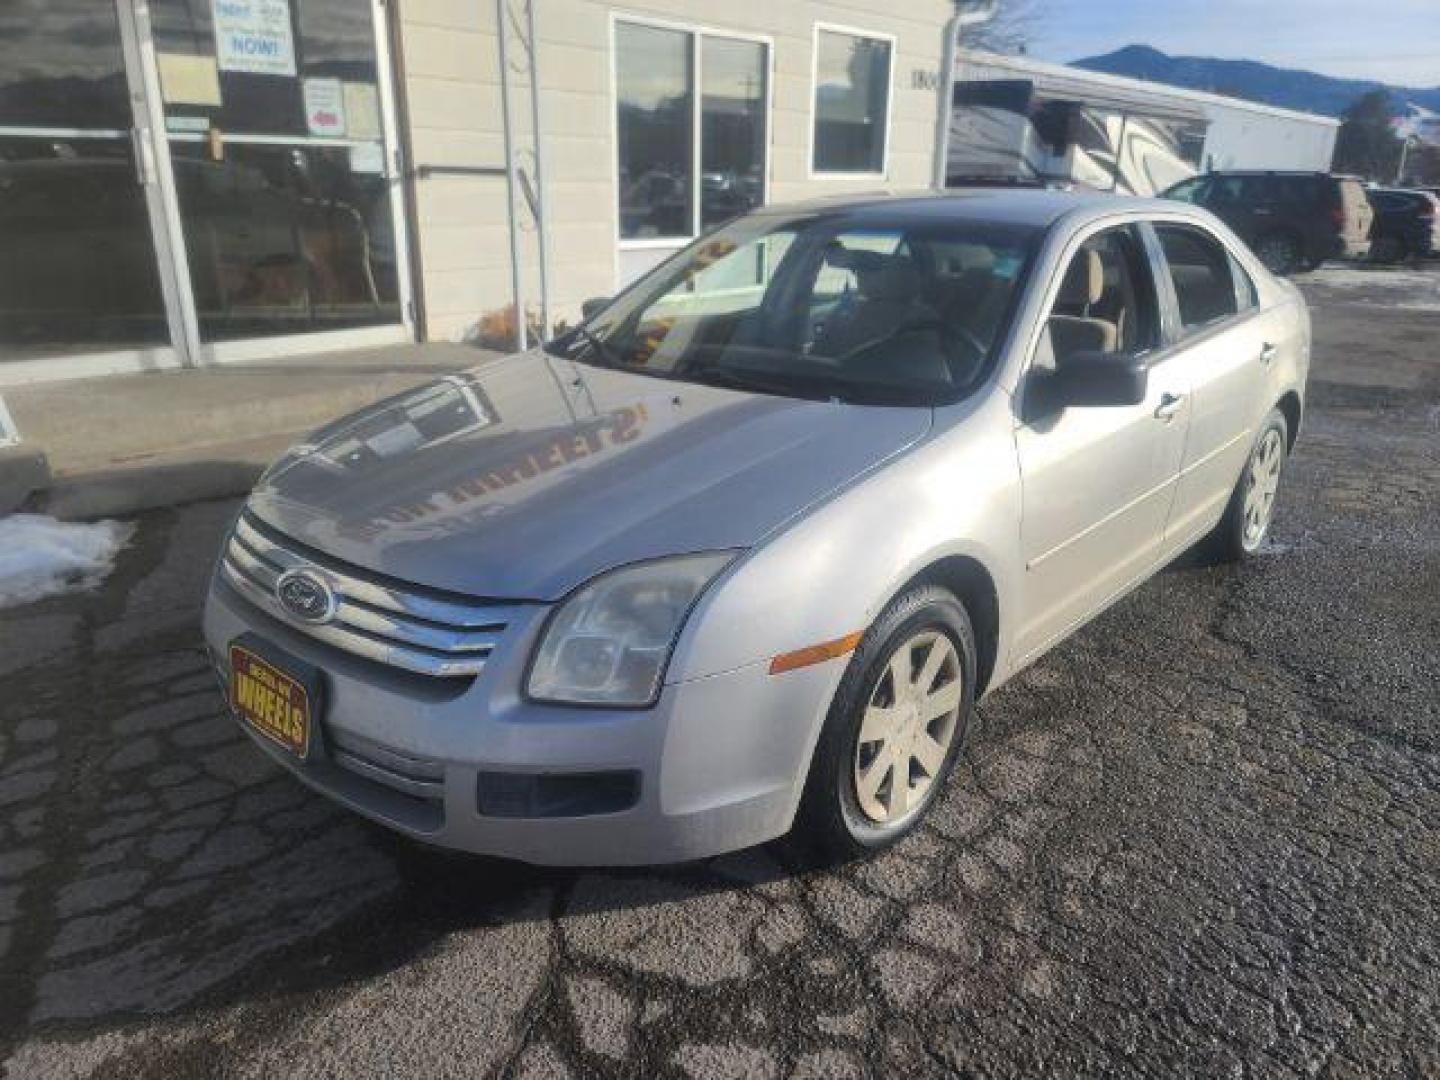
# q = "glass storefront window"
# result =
<box><xmin>0</xmin><ymin>0</ymin><xmax>133</xmax><ymax>129</ymax></box>
<box><xmin>151</xmin><ymin>0</ymin><xmax>401</xmax><ymax>343</ymax></box>
<box><xmin>0</xmin><ymin>1</ymin><xmax>169</xmax><ymax>359</ymax></box>
<box><xmin>812</xmin><ymin>29</ymin><xmax>892</xmax><ymax>174</ymax></box>
<box><xmin>616</xmin><ymin>23</ymin><xmax>693</xmax><ymax>241</ymax></box>
<box><xmin>700</xmin><ymin>37</ymin><xmax>766</xmax><ymax>230</ymax></box>
<box><xmin>170</xmin><ymin>142</ymin><xmax>399</xmax><ymax>341</ymax></box>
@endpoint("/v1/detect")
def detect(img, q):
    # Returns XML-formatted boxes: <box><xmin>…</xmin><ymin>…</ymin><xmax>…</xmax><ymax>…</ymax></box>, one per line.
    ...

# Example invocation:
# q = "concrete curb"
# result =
<box><xmin>0</xmin><ymin>445</ymin><xmax>50</xmax><ymax>515</ymax></box>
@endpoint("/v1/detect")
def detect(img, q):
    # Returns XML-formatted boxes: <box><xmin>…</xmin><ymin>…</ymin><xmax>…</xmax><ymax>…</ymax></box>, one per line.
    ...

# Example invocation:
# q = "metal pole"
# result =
<box><xmin>496</xmin><ymin>0</ymin><xmax>527</xmax><ymax>350</ymax></box>
<box><xmin>525</xmin><ymin>0</ymin><xmax>553</xmax><ymax>339</ymax></box>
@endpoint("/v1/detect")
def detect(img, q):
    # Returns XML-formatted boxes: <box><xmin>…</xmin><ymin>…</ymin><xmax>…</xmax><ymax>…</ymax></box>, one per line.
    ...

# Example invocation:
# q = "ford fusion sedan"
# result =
<box><xmin>204</xmin><ymin>190</ymin><xmax>1309</xmax><ymax>865</ymax></box>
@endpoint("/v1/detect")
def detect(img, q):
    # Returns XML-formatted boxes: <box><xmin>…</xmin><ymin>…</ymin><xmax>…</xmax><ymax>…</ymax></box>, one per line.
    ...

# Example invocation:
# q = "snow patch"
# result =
<box><xmin>0</xmin><ymin>514</ymin><xmax>134</xmax><ymax>608</ymax></box>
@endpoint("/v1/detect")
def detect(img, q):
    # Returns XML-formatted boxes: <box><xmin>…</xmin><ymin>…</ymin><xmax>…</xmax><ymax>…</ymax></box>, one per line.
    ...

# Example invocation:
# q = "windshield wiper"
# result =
<box><xmin>693</xmin><ymin>365</ymin><xmax>938</xmax><ymax>406</ymax></box>
<box><xmin>569</xmin><ymin>325</ymin><xmax>623</xmax><ymax>368</ymax></box>
<box><xmin>689</xmin><ymin>366</ymin><xmax>836</xmax><ymax>402</ymax></box>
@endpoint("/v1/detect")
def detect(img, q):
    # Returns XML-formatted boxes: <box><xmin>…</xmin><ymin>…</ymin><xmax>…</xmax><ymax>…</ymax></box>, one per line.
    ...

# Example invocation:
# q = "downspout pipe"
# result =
<box><xmin>496</xmin><ymin>0</ymin><xmax>527</xmax><ymax>350</ymax></box>
<box><xmin>932</xmin><ymin>9</ymin><xmax>963</xmax><ymax>190</ymax></box>
<box><xmin>525</xmin><ymin>0</ymin><xmax>553</xmax><ymax>339</ymax></box>
<box><xmin>933</xmin><ymin>1</ymin><xmax>996</xmax><ymax>191</ymax></box>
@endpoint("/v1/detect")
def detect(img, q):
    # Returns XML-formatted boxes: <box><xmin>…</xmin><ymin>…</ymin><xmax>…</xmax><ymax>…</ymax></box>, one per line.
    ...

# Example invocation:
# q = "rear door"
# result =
<box><xmin>1013</xmin><ymin>222</ymin><xmax>1191</xmax><ymax>663</ymax></box>
<box><xmin>1146</xmin><ymin>222</ymin><xmax>1272</xmax><ymax>557</ymax></box>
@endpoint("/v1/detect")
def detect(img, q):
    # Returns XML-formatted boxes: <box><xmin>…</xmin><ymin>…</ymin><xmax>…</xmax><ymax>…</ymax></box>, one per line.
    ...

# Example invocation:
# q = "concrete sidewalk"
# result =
<box><xmin>0</xmin><ymin>342</ymin><xmax>499</xmax><ymax>519</ymax></box>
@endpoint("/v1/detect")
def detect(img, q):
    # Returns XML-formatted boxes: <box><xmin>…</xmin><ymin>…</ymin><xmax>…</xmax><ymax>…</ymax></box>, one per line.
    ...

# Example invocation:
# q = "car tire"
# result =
<box><xmin>1255</xmin><ymin>233</ymin><xmax>1302</xmax><ymax>276</ymax></box>
<box><xmin>792</xmin><ymin>585</ymin><xmax>977</xmax><ymax>863</ymax></box>
<box><xmin>1210</xmin><ymin>408</ymin><xmax>1289</xmax><ymax>562</ymax></box>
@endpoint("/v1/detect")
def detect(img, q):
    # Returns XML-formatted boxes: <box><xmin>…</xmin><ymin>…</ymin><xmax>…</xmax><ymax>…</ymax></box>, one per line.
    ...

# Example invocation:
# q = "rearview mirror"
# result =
<box><xmin>1053</xmin><ymin>350</ymin><xmax>1148</xmax><ymax>407</ymax></box>
<box><xmin>581</xmin><ymin>296</ymin><xmax>611</xmax><ymax>321</ymax></box>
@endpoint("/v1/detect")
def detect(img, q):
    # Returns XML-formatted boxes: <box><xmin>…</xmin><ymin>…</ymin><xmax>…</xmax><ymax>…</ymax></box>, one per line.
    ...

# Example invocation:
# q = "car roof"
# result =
<box><xmin>747</xmin><ymin>188</ymin><xmax>1172</xmax><ymax>230</ymax></box>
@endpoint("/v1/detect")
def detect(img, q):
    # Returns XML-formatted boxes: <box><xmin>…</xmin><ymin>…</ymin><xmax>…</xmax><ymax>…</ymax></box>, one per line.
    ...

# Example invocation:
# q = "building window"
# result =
<box><xmin>811</xmin><ymin>26</ymin><xmax>892</xmax><ymax>174</ymax></box>
<box><xmin>616</xmin><ymin>20</ymin><xmax>768</xmax><ymax>243</ymax></box>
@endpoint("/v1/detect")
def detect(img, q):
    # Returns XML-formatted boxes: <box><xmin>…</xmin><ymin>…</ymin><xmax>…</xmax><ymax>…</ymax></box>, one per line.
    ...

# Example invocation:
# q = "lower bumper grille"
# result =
<box><xmin>329</xmin><ymin>728</ymin><xmax>445</xmax><ymax>801</ymax></box>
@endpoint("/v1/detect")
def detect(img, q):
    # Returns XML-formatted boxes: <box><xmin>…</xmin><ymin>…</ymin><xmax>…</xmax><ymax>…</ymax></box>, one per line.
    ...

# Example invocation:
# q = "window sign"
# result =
<box><xmin>158</xmin><ymin>52</ymin><xmax>223</xmax><ymax>107</ymax></box>
<box><xmin>349</xmin><ymin>142</ymin><xmax>386</xmax><ymax>175</ymax></box>
<box><xmin>213</xmin><ymin>0</ymin><xmax>297</xmax><ymax>77</ymax></box>
<box><xmin>343</xmin><ymin>82</ymin><xmax>383</xmax><ymax>140</ymax></box>
<box><xmin>303</xmin><ymin>77</ymin><xmax>347</xmax><ymax>136</ymax></box>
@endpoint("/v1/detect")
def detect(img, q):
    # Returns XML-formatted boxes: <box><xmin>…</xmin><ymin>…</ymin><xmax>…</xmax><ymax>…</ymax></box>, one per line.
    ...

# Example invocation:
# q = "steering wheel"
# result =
<box><xmin>840</xmin><ymin>319</ymin><xmax>989</xmax><ymax>370</ymax></box>
<box><xmin>835</xmin><ymin>318</ymin><xmax>949</xmax><ymax>362</ymax></box>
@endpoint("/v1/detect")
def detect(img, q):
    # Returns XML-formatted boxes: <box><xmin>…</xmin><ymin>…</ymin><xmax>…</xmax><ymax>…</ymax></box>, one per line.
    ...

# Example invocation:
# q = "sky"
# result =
<box><xmin>1021</xmin><ymin>0</ymin><xmax>1440</xmax><ymax>87</ymax></box>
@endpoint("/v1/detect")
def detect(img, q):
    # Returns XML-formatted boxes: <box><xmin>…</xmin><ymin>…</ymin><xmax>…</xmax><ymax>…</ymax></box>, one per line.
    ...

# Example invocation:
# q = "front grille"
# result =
<box><xmin>220</xmin><ymin>512</ymin><xmax>523</xmax><ymax>679</ymax></box>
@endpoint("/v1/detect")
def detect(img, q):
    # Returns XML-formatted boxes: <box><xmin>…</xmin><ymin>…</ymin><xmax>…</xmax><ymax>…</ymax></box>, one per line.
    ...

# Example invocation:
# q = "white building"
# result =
<box><xmin>0</xmin><ymin>0</ymin><xmax>960</xmax><ymax>383</ymax></box>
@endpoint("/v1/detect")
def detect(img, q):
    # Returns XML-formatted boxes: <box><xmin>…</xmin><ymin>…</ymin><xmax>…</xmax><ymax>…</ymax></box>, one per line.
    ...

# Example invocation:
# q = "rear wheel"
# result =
<box><xmin>793</xmin><ymin>586</ymin><xmax>976</xmax><ymax>862</ymax></box>
<box><xmin>1255</xmin><ymin>233</ymin><xmax>1302</xmax><ymax>276</ymax></box>
<box><xmin>1211</xmin><ymin>409</ymin><xmax>1289</xmax><ymax>561</ymax></box>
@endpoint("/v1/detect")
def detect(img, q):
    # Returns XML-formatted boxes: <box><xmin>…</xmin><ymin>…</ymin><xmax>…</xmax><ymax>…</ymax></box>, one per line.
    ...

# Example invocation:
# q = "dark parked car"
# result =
<box><xmin>1367</xmin><ymin>187</ymin><xmax>1440</xmax><ymax>262</ymax></box>
<box><xmin>1161</xmin><ymin>171</ymin><xmax>1374</xmax><ymax>275</ymax></box>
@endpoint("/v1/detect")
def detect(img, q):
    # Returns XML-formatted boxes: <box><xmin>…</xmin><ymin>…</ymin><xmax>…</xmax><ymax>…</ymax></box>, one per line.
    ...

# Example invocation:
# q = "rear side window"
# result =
<box><xmin>1155</xmin><ymin>225</ymin><xmax>1241</xmax><ymax>333</ymax></box>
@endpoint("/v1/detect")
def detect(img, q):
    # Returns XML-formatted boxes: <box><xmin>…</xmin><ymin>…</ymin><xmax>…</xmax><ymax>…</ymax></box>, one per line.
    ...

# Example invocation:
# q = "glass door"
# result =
<box><xmin>0</xmin><ymin>0</ymin><xmax>179</xmax><ymax>369</ymax></box>
<box><xmin>146</xmin><ymin>0</ymin><xmax>410</xmax><ymax>353</ymax></box>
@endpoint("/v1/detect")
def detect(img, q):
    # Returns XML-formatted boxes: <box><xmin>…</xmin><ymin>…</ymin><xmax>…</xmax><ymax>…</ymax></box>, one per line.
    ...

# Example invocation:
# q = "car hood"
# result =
<box><xmin>245</xmin><ymin>351</ymin><xmax>931</xmax><ymax>600</ymax></box>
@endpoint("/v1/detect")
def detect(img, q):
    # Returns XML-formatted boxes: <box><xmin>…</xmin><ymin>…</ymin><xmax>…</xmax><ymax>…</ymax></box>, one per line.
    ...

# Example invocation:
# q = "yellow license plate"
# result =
<box><xmin>230</xmin><ymin>645</ymin><xmax>312</xmax><ymax>757</ymax></box>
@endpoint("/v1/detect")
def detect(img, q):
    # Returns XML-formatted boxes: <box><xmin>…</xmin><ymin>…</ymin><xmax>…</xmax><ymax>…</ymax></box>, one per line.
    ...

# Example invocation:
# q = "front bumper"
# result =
<box><xmin>203</xmin><ymin>575</ymin><xmax>840</xmax><ymax>866</ymax></box>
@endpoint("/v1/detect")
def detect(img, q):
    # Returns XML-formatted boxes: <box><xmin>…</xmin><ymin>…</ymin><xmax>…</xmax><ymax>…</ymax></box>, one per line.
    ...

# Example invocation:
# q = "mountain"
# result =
<box><xmin>1072</xmin><ymin>45</ymin><xmax>1440</xmax><ymax>119</ymax></box>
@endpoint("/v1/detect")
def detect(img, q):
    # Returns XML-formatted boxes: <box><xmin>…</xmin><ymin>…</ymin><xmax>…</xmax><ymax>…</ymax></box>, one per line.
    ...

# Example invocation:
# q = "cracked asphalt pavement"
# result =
<box><xmin>2</xmin><ymin>269</ymin><xmax>1438</xmax><ymax>1078</ymax></box>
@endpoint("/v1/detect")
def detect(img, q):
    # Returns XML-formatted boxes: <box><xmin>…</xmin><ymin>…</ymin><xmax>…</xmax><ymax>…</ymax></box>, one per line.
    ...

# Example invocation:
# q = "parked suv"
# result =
<box><xmin>1367</xmin><ymin>187</ymin><xmax>1440</xmax><ymax>262</ymax></box>
<box><xmin>1161</xmin><ymin>171</ymin><xmax>1373</xmax><ymax>274</ymax></box>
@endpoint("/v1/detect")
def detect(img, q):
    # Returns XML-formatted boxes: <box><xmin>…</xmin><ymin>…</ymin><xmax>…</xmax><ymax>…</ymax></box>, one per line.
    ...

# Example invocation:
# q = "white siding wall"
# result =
<box><xmin>396</xmin><ymin>0</ymin><xmax>951</xmax><ymax>343</ymax></box>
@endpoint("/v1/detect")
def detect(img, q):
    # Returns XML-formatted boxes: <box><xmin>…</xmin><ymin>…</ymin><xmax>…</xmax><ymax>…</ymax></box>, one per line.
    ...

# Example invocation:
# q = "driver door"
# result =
<box><xmin>1012</xmin><ymin>224</ymin><xmax>1191</xmax><ymax>664</ymax></box>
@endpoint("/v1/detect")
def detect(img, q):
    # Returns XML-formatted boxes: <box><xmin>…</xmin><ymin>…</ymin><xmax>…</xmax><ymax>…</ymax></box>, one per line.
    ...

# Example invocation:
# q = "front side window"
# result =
<box><xmin>1039</xmin><ymin>225</ymin><xmax>1159</xmax><ymax>368</ymax></box>
<box><xmin>616</xmin><ymin>23</ymin><xmax>768</xmax><ymax>241</ymax></box>
<box><xmin>812</xmin><ymin>28</ymin><xmax>892</xmax><ymax>174</ymax></box>
<box><xmin>1155</xmin><ymin>225</ymin><xmax>1241</xmax><ymax>333</ymax></box>
<box><xmin>553</xmin><ymin>214</ymin><xmax>1036</xmax><ymax>405</ymax></box>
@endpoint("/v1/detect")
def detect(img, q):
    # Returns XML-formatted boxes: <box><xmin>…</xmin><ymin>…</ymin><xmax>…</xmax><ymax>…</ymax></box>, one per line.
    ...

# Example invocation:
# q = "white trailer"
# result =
<box><xmin>947</xmin><ymin>50</ymin><xmax>1341</xmax><ymax>195</ymax></box>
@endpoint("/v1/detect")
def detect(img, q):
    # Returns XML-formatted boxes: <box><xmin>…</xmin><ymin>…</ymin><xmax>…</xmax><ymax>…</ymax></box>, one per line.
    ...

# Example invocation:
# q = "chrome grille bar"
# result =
<box><xmin>221</xmin><ymin>513</ymin><xmax>522</xmax><ymax>678</ymax></box>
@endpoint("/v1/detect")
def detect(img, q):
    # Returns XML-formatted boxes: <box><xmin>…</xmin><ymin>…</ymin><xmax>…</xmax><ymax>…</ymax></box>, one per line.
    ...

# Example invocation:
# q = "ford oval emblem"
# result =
<box><xmin>275</xmin><ymin>568</ymin><xmax>338</xmax><ymax>624</ymax></box>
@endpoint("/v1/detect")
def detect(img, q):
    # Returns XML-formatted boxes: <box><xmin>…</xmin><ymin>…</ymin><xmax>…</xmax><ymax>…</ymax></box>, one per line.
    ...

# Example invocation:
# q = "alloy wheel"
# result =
<box><xmin>852</xmin><ymin>630</ymin><xmax>963</xmax><ymax>826</ymax></box>
<box><xmin>1243</xmin><ymin>428</ymin><xmax>1285</xmax><ymax>549</ymax></box>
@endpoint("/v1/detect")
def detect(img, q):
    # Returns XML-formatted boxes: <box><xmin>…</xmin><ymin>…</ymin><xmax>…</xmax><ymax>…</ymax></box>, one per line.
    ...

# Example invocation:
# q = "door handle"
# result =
<box><xmin>1154</xmin><ymin>392</ymin><xmax>1185</xmax><ymax>421</ymax></box>
<box><xmin>1260</xmin><ymin>342</ymin><xmax>1278</xmax><ymax>366</ymax></box>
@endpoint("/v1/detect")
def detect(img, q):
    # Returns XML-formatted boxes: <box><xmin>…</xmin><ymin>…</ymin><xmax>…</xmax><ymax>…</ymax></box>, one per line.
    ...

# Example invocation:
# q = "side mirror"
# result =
<box><xmin>1053</xmin><ymin>350</ymin><xmax>1148</xmax><ymax>407</ymax></box>
<box><xmin>581</xmin><ymin>296</ymin><xmax>611</xmax><ymax>321</ymax></box>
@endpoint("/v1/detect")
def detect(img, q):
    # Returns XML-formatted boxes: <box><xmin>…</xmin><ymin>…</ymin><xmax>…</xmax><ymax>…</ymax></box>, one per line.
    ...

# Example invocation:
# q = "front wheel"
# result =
<box><xmin>1211</xmin><ymin>409</ymin><xmax>1289</xmax><ymax>561</ymax></box>
<box><xmin>792</xmin><ymin>586</ymin><xmax>976</xmax><ymax>862</ymax></box>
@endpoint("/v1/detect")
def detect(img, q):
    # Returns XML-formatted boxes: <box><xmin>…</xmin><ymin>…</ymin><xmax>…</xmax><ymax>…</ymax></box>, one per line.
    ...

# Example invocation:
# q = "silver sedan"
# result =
<box><xmin>204</xmin><ymin>191</ymin><xmax>1309</xmax><ymax>865</ymax></box>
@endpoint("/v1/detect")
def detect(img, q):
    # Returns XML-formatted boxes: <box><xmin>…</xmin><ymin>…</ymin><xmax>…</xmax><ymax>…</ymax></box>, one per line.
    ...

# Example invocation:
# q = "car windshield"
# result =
<box><xmin>548</xmin><ymin>212</ymin><xmax>1037</xmax><ymax>406</ymax></box>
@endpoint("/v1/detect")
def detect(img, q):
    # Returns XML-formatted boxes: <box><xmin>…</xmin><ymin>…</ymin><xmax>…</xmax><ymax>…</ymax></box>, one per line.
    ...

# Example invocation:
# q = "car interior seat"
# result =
<box><xmin>1048</xmin><ymin>248</ymin><xmax>1119</xmax><ymax>361</ymax></box>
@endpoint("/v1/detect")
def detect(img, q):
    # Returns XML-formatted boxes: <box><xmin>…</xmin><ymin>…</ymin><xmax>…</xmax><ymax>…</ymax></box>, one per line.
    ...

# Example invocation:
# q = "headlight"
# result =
<box><xmin>527</xmin><ymin>552</ymin><xmax>735</xmax><ymax>706</ymax></box>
